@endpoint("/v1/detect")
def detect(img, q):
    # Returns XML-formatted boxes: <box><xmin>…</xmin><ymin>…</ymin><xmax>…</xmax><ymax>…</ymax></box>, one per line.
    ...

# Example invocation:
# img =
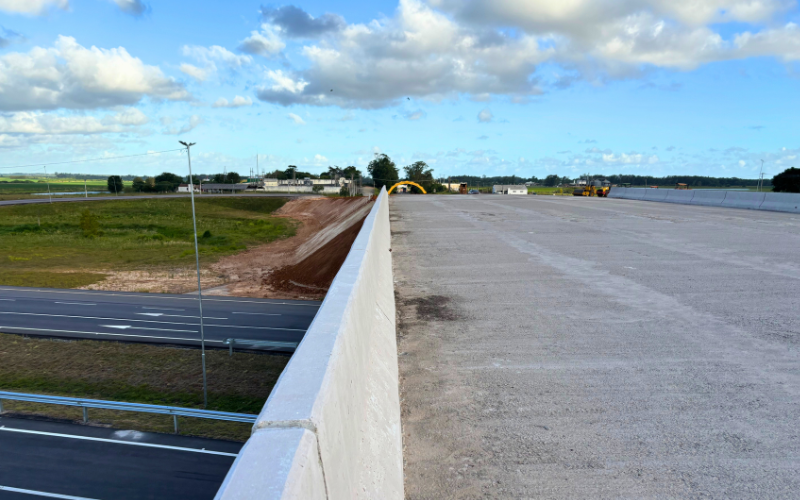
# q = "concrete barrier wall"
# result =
<box><xmin>690</xmin><ymin>190</ymin><xmax>727</xmax><ymax>206</ymax></box>
<box><xmin>606</xmin><ymin>188</ymin><xmax>800</xmax><ymax>215</ymax></box>
<box><xmin>216</xmin><ymin>187</ymin><xmax>402</xmax><ymax>500</ymax></box>
<box><xmin>760</xmin><ymin>192</ymin><xmax>800</xmax><ymax>213</ymax></box>
<box><xmin>663</xmin><ymin>190</ymin><xmax>695</xmax><ymax>204</ymax></box>
<box><xmin>643</xmin><ymin>189</ymin><xmax>669</xmax><ymax>201</ymax></box>
<box><xmin>720</xmin><ymin>191</ymin><xmax>766</xmax><ymax>210</ymax></box>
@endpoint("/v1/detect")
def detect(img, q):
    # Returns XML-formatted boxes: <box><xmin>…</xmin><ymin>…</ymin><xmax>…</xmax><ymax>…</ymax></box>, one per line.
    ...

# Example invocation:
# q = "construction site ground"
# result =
<box><xmin>392</xmin><ymin>195</ymin><xmax>800</xmax><ymax>499</ymax></box>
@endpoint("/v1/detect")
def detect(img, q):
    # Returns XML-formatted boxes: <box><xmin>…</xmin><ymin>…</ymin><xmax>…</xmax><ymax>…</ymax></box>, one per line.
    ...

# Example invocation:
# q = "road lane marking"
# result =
<box><xmin>137</xmin><ymin>313</ymin><xmax>227</xmax><ymax>320</ymax></box>
<box><xmin>0</xmin><ymin>485</ymin><xmax>99</xmax><ymax>500</ymax></box>
<box><xmin>100</xmin><ymin>325</ymin><xmax>197</xmax><ymax>333</ymax></box>
<box><xmin>142</xmin><ymin>306</ymin><xmax>185</xmax><ymax>311</ymax></box>
<box><xmin>54</xmin><ymin>302</ymin><xmax>96</xmax><ymax>306</ymax></box>
<box><xmin>233</xmin><ymin>312</ymin><xmax>281</xmax><ymax>316</ymax></box>
<box><xmin>0</xmin><ymin>426</ymin><xmax>239</xmax><ymax>457</ymax></box>
<box><xmin>0</xmin><ymin>326</ymin><xmax>225</xmax><ymax>344</ymax></box>
<box><xmin>0</xmin><ymin>312</ymin><xmax>306</xmax><ymax>332</ymax></box>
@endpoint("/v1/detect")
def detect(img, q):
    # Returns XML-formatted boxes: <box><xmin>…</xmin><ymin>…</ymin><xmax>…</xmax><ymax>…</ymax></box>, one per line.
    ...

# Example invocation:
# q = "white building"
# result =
<box><xmin>492</xmin><ymin>185</ymin><xmax>528</xmax><ymax>195</ymax></box>
<box><xmin>177</xmin><ymin>184</ymin><xmax>199</xmax><ymax>193</ymax></box>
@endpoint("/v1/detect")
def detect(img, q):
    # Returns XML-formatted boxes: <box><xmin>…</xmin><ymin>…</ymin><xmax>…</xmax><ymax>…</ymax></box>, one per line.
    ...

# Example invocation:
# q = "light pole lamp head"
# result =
<box><xmin>179</xmin><ymin>141</ymin><xmax>196</xmax><ymax>147</ymax></box>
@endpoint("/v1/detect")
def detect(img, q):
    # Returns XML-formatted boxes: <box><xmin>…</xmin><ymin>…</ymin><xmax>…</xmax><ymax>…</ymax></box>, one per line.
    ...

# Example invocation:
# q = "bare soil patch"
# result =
<box><xmin>212</xmin><ymin>196</ymin><xmax>373</xmax><ymax>300</ymax></box>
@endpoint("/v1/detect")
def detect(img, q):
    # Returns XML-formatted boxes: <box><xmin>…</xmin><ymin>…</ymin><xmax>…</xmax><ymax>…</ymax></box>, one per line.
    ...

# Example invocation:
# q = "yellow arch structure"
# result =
<box><xmin>387</xmin><ymin>181</ymin><xmax>427</xmax><ymax>194</ymax></box>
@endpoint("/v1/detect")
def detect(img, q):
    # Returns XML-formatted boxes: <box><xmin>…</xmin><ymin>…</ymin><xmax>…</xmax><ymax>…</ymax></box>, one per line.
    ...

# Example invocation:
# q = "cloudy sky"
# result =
<box><xmin>0</xmin><ymin>0</ymin><xmax>798</xmax><ymax>178</ymax></box>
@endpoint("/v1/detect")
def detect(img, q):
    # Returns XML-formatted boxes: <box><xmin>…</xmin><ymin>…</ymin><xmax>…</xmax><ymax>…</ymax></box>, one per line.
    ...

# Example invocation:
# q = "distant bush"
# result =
<box><xmin>772</xmin><ymin>167</ymin><xmax>800</xmax><ymax>193</ymax></box>
<box><xmin>79</xmin><ymin>210</ymin><xmax>102</xmax><ymax>238</ymax></box>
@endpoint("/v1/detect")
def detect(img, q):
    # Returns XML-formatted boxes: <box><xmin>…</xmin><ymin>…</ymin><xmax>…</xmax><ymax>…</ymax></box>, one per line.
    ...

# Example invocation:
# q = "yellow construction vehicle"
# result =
<box><xmin>573</xmin><ymin>180</ymin><xmax>609</xmax><ymax>197</ymax></box>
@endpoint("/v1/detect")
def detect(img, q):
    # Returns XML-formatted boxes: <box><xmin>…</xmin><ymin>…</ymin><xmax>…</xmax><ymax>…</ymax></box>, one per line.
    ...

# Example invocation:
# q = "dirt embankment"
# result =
<box><xmin>211</xmin><ymin>196</ymin><xmax>373</xmax><ymax>300</ymax></box>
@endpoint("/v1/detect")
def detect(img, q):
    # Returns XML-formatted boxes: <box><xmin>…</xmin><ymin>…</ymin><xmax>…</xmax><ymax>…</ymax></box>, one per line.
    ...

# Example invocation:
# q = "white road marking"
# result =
<box><xmin>54</xmin><ymin>302</ymin><xmax>96</xmax><ymax>306</ymax></box>
<box><xmin>0</xmin><ymin>484</ymin><xmax>99</xmax><ymax>500</ymax></box>
<box><xmin>142</xmin><ymin>306</ymin><xmax>185</xmax><ymax>311</ymax></box>
<box><xmin>137</xmin><ymin>313</ymin><xmax>227</xmax><ymax>320</ymax></box>
<box><xmin>232</xmin><ymin>312</ymin><xmax>280</xmax><ymax>316</ymax></box>
<box><xmin>0</xmin><ymin>326</ymin><xmax>225</xmax><ymax>344</ymax></box>
<box><xmin>0</xmin><ymin>299</ymin><xmax>15</xmax><ymax>301</ymax></box>
<box><xmin>100</xmin><ymin>325</ymin><xmax>197</xmax><ymax>333</ymax></box>
<box><xmin>0</xmin><ymin>426</ymin><xmax>239</xmax><ymax>457</ymax></box>
<box><xmin>0</xmin><ymin>312</ymin><xmax>305</xmax><ymax>331</ymax></box>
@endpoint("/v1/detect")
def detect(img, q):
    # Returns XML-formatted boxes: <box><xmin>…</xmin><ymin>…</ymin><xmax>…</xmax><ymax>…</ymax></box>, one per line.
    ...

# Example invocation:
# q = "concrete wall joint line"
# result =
<box><xmin>254</xmin><ymin>419</ymin><xmax>318</xmax><ymax>434</ymax></box>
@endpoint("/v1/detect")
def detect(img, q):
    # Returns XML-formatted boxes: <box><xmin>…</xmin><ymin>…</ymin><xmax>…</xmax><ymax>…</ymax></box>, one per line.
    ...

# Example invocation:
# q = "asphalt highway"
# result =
<box><xmin>0</xmin><ymin>287</ymin><xmax>320</xmax><ymax>351</ymax></box>
<box><xmin>0</xmin><ymin>416</ymin><xmax>241</xmax><ymax>500</ymax></box>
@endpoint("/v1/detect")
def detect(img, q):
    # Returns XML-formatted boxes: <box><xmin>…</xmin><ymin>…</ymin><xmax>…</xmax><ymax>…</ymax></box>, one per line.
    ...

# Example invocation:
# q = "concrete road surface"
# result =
<box><xmin>0</xmin><ymin>416</ymin><xmax>240</xmax><ymax>499</ymax></box>
<box><xmin>392</xmin><ymin>195</ymin><xmax>800</xmax><ymax>499</ymax></box>
<box><xmin>0</xmin><ymin>287</ymin><xmax>319</xmax><ymax>351</ymax></box>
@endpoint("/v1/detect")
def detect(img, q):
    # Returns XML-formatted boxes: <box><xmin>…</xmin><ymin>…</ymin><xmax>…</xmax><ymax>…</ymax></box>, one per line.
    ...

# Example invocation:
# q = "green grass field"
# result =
<box><xmin>0</xmin><ymin>197</ymin><xmax>295</xmax><ymax>288</ymax></box>
<box><xmin>0</xmin><ymin>333</ymin><xmax>288</xmax><ymax>440</ymax></box>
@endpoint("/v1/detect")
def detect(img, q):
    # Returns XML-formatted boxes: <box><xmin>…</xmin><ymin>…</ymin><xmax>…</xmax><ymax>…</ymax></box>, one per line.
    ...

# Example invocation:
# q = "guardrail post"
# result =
<box><xmin>0</xmin><ymin>399</ymin><xmax>4</xmax><ymax>414</ymax></box>
<box><xmin>82</xmin><ymin>407</ymin><xmax>88</xmax><ymax>423</ymax></box>
<box><xmin>228</xmin><ymin>338</ymin><xmax>234</xmax><ymax>357</ymax></box>
<box><xmin>174</xmin><ymin>414</ymin><xmax>179</xmax><ymax>434</ymax></box>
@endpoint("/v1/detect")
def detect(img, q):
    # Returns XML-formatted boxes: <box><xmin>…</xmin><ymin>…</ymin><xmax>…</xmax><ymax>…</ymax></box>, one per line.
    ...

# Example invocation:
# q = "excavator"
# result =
<box><xmin>573</xmin><ymin>180</ymin><xmax>610</xmax><ymax>197</ymax></box>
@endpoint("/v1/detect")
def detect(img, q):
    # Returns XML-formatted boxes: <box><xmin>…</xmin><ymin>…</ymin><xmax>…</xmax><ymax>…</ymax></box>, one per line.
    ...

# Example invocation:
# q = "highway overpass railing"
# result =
<box><xmin>215</xmin><ymin>186</ymin><xmax>403</xmax><ymax>499</ymax></box>
<box><xmin>0</xmin><ymin>390</ymin><xmax>257</xmax><ymax>433</ymax></box>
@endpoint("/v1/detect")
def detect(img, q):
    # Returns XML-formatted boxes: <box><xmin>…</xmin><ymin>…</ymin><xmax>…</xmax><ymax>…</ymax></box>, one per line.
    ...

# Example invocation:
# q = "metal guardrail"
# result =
<box><xmin>223</xmin><ymin>338</ymin><xmax>298</xmax><ymax>355</ymax></box>
<box><xmin>0</xmin><ymin>391</ymin><xmax>257</xmax><ymax>434</ymax></box>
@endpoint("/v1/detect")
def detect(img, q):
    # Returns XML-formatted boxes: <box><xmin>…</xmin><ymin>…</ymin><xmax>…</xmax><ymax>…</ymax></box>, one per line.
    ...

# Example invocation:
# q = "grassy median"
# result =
<box><xmin>0</xmin><ymin>197</ymin><xmax>295</xmax><ymax>289</ymax></box>
<box><xmin>0</xmin><ymin>333</ymin><xmax>289</xmax><ymax>441</ymax></box>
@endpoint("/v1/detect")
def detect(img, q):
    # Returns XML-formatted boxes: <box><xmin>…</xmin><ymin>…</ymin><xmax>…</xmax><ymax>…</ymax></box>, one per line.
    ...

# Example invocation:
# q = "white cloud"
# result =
<box><xmin>478</xmin><ymin>108</ymin><xmax>493</xmax><ymax>123</ymax></box>
<box><xmin>212</xmin><ymin>95</ymin><xmax>253</xmax><ymax>108</ymax></box>
<box><xmin>111</xmin><ymin>0</ymin><xmax>147</xmax><ymax>16</ymax></box>
<box><xmin>180</xmin><ymin>45</ymin><xmax>252</xmax><ymax>82</ymax></box>
<box><xmin>238</xmin><ymin>24</ymin><xmax>285</xmax><ymax>56</ymax></box>
<box><xmin>313</xmin><ymin>154</ymin><xmax>328</xmax><ymax>163</ymax></box>
<box><xmin>601</xmin><ymin>152</ymin><xmax>660</xmax><ymax>164</ymax></box>
<box><xmin>257</xmin><ymin>0</ymin><xmax>547</xmax><ymax>108</ymax></box>
<box><xmin>0</xmin><ymin>36</ymin><xmax>189</xmax><ymax>112</ymax></box>
<box><xmin>287</xmin><ymin>112</ymin><xmax>306</xmax><ymax>125</ymax></box>
<box><xmin>254</xmin><ymin>0</ymin><xmax>800</xmax><ymax>107</ymax></box>
<box><xmin>0</xmin><ymin>0</ymin><xmax>68</xmax><ymax>15</ymax></box>
<box><xmin>0</xmin><ymin>108</ymin><xmax>147</xmax><ymax>134</ymax></box>
<box><xmin>179</xmin><ymin>63</ymin><xmax>212</xmax><ymax>82</ymax></box>
<box><xmin>162</xmin><ymin>115</ymin><xmax>203</xmax><ymax>135</ymax></box>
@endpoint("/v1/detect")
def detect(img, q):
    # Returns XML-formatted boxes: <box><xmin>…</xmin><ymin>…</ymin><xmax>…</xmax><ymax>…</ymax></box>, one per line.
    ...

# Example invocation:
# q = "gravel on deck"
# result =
<box><xmin>391</xmin><ymin>195</ymin><xmax>800</xmax><ymax>499</ymax></box>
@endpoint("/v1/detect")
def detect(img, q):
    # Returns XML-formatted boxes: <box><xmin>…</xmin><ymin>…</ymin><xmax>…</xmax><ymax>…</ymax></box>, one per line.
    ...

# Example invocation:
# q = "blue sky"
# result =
<box><xmin>0</xmin><ymin>0</ymin><xmax>798</xmax><ymax>179</ymax></box>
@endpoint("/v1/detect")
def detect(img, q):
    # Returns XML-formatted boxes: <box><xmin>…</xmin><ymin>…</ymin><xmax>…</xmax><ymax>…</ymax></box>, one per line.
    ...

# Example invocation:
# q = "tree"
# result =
<box><xmin>132</xmin><ymin>177</ymin><xmax>145</xmax><ymax>192</ymax></box>
<box><xmin>543</xmin><ymin>174</ymin><xmax>560</xmax><ymax>187</ymax></box>
<box><xmin>367</xmin><ymin>154</ymin><xmax>398</xmax><ymax>190</ymax></box>
<box><xmin>403</xmin><ymin>161</ymin><xmax>435</xmax><ymax>194</ymax></box>
<box><xmin>312</xmin><ymin>185</ymin><xmax>324</xmax><ymax>193</ymax></box>
<box><xmin>144</xmin><ymin>176</ymin><xmax>156</xmax><ymax>191</ymax></box>
<box><xmin>226</xmin><ymin>172</ymin><xmax>241</xmax><ymax>184</ymax></box>
<box><xmin>154</xmin><ymin>172</ymin><xmax>183</xmax><ymax>192</ymax></box>
<box><xmin>107</xmin><ymin>175</ymin><xmax>123</xmax><ymax>194</ymax></box>
<box><xmin>342</xmin><ymin>166</ymin><xmax>361</xmax><ymax>179</ymax></box>
<box><xmin>772</xmin><ymin>167</ymin><xmax>800</xmax><ymax>193</ymax></box>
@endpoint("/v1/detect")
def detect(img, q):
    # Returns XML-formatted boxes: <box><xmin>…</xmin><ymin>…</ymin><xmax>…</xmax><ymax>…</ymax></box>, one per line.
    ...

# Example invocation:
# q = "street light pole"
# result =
<box><xmin>179</xmin><ymin>140</ymin><xmax>208</xmax><ymax>409</ymax></box>
<box><xmin>759</xmin><ymin>159</ymin><xmax>765</xmax><ymax>192</ymax></box>
<box><xmin>44</xmin><ymin>166</ymin><xmax>52</xmax><ymax>203</ymax></box>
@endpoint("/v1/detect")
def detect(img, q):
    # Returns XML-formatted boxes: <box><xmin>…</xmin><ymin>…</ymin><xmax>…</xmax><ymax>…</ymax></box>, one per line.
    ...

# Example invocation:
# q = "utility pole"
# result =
<box><xmin>84</xmin><ymin>179</ymin><xmax>88</xmax><ymax>198</ymax></box>
<box><xmin>179</xmin><ymin>140</ymin><xmax>209</xmax><ymax>409</ymax></box>
<box><xmin>44</xmin><ymin>166</ymin><xmax>52</xmax><ymax>203</ymax></box>
<box><xmin>759</xmin><ymin>159</ymin><xmax>765</xmax><ymax>192</ymax></box>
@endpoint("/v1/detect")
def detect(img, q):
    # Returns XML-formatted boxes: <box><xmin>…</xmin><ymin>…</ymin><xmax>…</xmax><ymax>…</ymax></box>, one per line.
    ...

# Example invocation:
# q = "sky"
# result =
<box><xmin>0</xmin><ymin>0</ymin><xmax>798</xmax><ymax>180</ymax></box>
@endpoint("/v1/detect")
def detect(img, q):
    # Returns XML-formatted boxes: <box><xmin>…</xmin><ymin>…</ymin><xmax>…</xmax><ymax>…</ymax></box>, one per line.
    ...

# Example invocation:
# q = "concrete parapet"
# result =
<box><xmin>607</xmin><ymin>187</ymin><xmax>625</xmax><ymax>199</ymax></box>
<box><xmin>721</xmin><ymin>191</ymin><xmax>766</xmax><ymax>210</ymax></box>
<box><xmin>643</xmin><ymin>189</ymin><xmax>669</xmax><ymax>201</ymax></box>
<box><xmin>663</xmin><ymin>190</ymin><xmax>695</xmax><ymax>204</ymax></box>
<box><xmin>215</xmin><ymin>187</ymin><xmax>402</xmax><ymax>500</ymax></box>
<box><xmin>690</xmin><ymin>190</ymin><xmax>727</xmax><ymax>206</ymax></box>
<box><xmin>759</xmin><ymin>192</ymin><xmax>800</xmax><ymax>213</ymax></box>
